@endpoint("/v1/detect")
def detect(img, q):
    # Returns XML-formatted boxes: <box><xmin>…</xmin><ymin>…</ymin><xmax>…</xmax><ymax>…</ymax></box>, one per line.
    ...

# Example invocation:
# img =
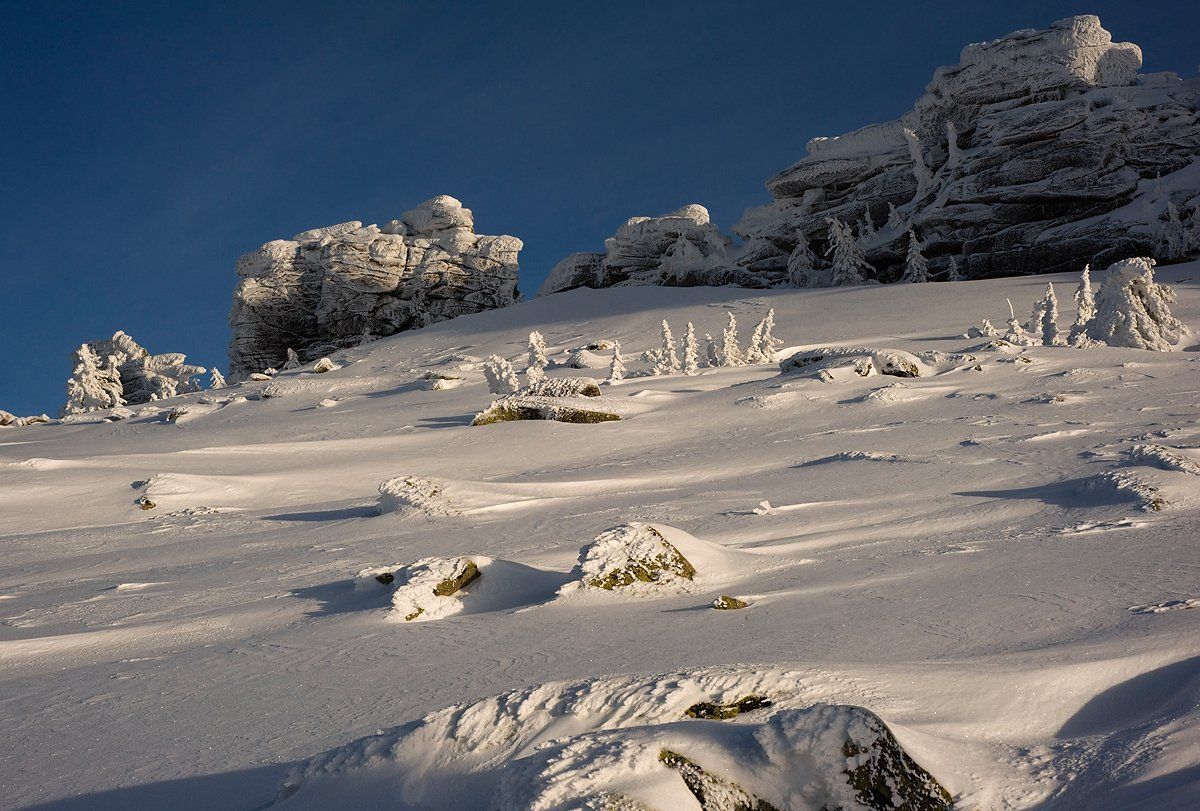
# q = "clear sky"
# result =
<box><xmin>0</xmin><ymin>0</ymin><xmax>1194</xmax><ymax>415</ymax></box>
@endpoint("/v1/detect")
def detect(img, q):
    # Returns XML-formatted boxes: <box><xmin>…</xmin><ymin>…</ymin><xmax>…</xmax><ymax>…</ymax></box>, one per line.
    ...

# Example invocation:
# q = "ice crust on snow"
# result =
<box><xmin>229</xmin><ymin>196</ymin><xmax>521</xmax><ymax>379</ymax></box>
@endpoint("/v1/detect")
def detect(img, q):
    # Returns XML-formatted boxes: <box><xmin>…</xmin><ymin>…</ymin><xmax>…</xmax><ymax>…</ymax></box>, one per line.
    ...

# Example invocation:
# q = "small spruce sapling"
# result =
<box><xmin>282</xmin><ymin>348</ymin><xmax>301</xmax><ymax>371</ymax></box>
<box><xmin>1069</xmin><ymin>264</ymin><xmax>1096</xmax><ymax>346</ymax></box>
<box><xmin>210</xmin><ymin>367</ymin><xmax>227</xmax><ymax>389</ymax></box>
<box><xmin>901</xmin><ymin>230</ymin><xmax>929</xmax><ymax>283</ymax></box>
<box><xmin>786</xmin><ymin>234</ymin><xmax>818</xmax><ymax>288</ymax></box>
<box><xmin>945</xmin><ymin>256</ymin><xmax>964</xmax><ymax>282</ymax></box>
<box><xmin>1038</xmin><ymin>283</ymin><xmax>1061</xmax><ymax>346</ymax></box>
<box><xmin>721</xmin><ymin>312</ymin><xmax>742</xmax><ymax>366</ymax></box>
<box><xmin>483</xmin><ymin>355</ymin><xmax>520</xmax><ymax>395</ymax></box>
<box><xmin>660</xmin><ymin>320</ymin><xmax>680</xmax><ymax>373</ymax></box>
<box><xmin>606</xmin><ymin>341</ymin><xmax>625</xmax><ymax>384</ymax></box>
<box><xmin>526</xmin><ymin>330</ymin><xmax>548</xmax><ymax>385</ymax></box>
<box><xmin>825</xmin><ymin>217</ymin><xmax>871</xmax><ymax>286</ymax></box>
<box><xmin>758</xmin><ymin>308</ymin><xmax>781</xmax><ymax>361</ymax></box>
<box><xmin>683</xmin><ymin>323</ymin><xmax>700</xmax><ymax>375</ymax></box>
<box><xmin>744</xmin><ymin>320</ymin><xmax>767</xmax><ymax>364</ymax></box>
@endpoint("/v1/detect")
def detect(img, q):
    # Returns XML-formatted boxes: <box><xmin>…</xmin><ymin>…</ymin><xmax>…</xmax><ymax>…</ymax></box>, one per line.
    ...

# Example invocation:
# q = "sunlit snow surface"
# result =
<box><xmin>2</xmin><ymin>266</ymin><xmax>1200</xmax><ymax>809</ymax></box>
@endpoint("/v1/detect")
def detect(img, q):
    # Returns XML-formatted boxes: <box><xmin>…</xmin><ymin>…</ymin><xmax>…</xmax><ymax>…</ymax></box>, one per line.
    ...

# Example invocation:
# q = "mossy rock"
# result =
<box><xmin>685</xmin><ymin>694</ymin><xmax>772</xmax><ymax>720</ymax></box>
<box><xmin>842</xmin><ymin>718</ymin><xmax>954</xmax><ymax>811</ymax></box>
<box><xmin>585</xmin><ymin>528</ymin><xmax>695</xmax><ymax>590</ymax></box>
<box><xmin>658</xmin><ymin>749</ymin><xmax>780</xmax><ymax>811</ymax></box>
<box><xmin>404</xmin><ymin>606</ymin><xmax>425</xmax><ymax>622</ymax></box>
<box><xmin>433</xmin><ymin>559</ymin><xmax>480</xmax><ymax>596</ymax></box>
<box><xmin>137</xmin><ymin>496</ymin><xmax>156</xmax><ymax>511</ymax></box>
<box><xmin>374</xmin><ymin>572</ymin><xmax>395</xmax><ymax>585</ymax></box>
<box><xmin>473</xmin><ymin>401</ymin><xmax>620</xmax><ymax>426</ymax></box>
<box><xmin>712</xmin><ymin>595</ymin><xmax>750</xmax><ymax>610</ymax></box>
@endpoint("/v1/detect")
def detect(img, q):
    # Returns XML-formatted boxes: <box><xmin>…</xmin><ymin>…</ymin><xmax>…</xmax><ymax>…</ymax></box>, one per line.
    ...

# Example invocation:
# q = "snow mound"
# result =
<box><xmin>853</xmin><ymin>383</ymin><xmax>915</xmax><ymax>404</ymax></box>
<box><xmin>780</xmin><ymin>347</ymin><xmax>925</xmax><ymax>379</ymax></box>
<box><xmin>1126</xmin><ymin>444</ymin><xmax>1200</xmax><ymax>476</ymax></box>
<box><xmin>273</xmin><ymin>668</ymin><xmax>950</xmax><ymax>811</ymax></box>
<box><xmin>1078</xmin><ymin>470</ymin><xmax>1166</xmax><ymax>512</ymax></box>
<box><xmin>377</xmin><ymin>476</ymin><xmax>458</xmax><ymax>517</ymax></box>
<box><xmin>564</xmin><ymin>348</ymin><xmax>611</xmax><ymax>369</ymax></box>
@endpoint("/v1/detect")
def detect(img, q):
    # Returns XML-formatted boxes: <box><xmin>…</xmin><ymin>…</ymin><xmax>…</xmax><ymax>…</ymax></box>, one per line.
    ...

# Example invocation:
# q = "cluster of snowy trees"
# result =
<box><xmin>482</xmin><ymin>312</ymin><xmax>784</xmax><ymax>395</ymax></box>
<box><xmin>1157</xmin><ymin>201</ymin><xmax>1200</xmax><ymax>261</ymax></box>
<box><xmin>787</xmin><ymin>218</ymin><xmax>958</xmax><ymax>288</ymax></box>
<box><xmin>62</xmin><ymin>332</ymin><xmax>210</xmax><ymax>416</ymax></box>
<box><xmin>968</xmin><ymin>258</ymin><xmax>1185</xmax><ymax>352</ymax></box>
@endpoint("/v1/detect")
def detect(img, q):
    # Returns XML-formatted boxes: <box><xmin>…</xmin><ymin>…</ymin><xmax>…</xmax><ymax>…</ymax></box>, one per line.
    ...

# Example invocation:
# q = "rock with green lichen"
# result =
<box><xmin>385</xmin><ymin>556</ymin><xmax>485</xmax><ymax>623</ymax></box>
<box><xmin>472</xmin><ymin>394</ymin><xmax>621</xmax><ymax>426</ymax></box>
<box><xmin>658</xmin><ymin>749</ymin><xmax>781</xmax><ymax>811</ymax></box>
<box><xmin>563</xmin><ymin>523</ymin><xmax>696</xmax><ymax>594</ymax></box>
<box><xmin>712</xmin><ymin>595</ymin><xmax>750</xmax><ymax>610</ymax></box>
<box><xmin>137</xmin><ymin>496</ymin><xmax>156</xmax><ymax>510</ymax></box>
<box><xmin>685</xmin><ymin>694</ymin><xmax>772</xmax><ymax>720</ymax></box>
<box><xmin>838</xmin><ymin>708</ymin><xmax>953</xmax><ymax>811</ymax></box>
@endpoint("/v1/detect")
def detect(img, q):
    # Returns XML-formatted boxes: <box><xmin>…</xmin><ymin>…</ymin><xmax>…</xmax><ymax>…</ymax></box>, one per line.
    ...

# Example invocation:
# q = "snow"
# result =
<box><xmin>2</xmin><ymin>265</ymin><xmax>1200</xmax><ymax>808</ymax></box>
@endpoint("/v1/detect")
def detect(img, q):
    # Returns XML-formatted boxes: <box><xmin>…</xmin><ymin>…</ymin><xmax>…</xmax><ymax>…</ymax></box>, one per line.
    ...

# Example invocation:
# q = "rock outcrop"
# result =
<box><xmin>540</xmin><ymin>16</ymin><xmax>1200</xmax><ymax>295</ymax></box>
<box><xmin>229</xmin><ymin>196</ymin><xmax>521</xmax><ymax>379</ymax></box>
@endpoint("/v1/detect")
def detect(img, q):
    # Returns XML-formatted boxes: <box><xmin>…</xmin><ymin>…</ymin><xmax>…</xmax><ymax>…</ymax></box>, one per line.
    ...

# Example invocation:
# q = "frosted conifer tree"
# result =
<box><xmin>660</xmin><ymin>320</ymin><xmax>680</xmax><ymax>373</ymax></box>
<box><xmin>979</xmin><ymin>319</ymin><xmax>999</xmax><ymax>337</ymax></box>
<box><xmin>945</xmin><ymin>256</ymin><xmax>964</xmax><ymax>282</ymax></box>
<box><xmin>885</xmin><ymin>203</ymin><xmax>904</xmax><ymax>231</ymax></box>
<box><xmin>63</xmin><ymin>344</ymin><xmax>124</xmax><ymax>415</ymax></box>
<box><xmin>282</xmin><ymin>348</ymin><xmax>301</xmax><ymax>371</ymax></box>
<box><xmin>1035</xmin><ymin>283</ymin><xmax>1061</xmax><ymax>346</ymax></box>
<box><xmin>744</xmin><ymin>320</ymin><xmax>767</xmax><ymax>364</ymax></box>
<box><xmin>210</xmin><ymin>367</ymin><xmax>227</xmax><ymax>389</ymax></box>
<box><xmin>1003</xmin><ymin>299</ymin><xmax>1036</xmax><ymax>346</ymax></box>
<box><xmin>682</xmin><ymin>323</ymin><xmax>700</xmax><ymax>375</ymax></box>
<box><xmin>482</xmin><ymin>355</ymin><xmax>520</xmax><ymax>395</ymax></box>
<box><xmin>1087</xmin><ymin>257</ymin><xmax>1184</xmax><ymax>351</ymax></box>
<box><xmin>825</xmin><ymin>218</ymin><xmax>871</xmax><ymax>286</ymax></box>
<box><xmin>606</xmin><ymin>341</ymin><xmax>625</xmax><ymax>384</ymax></box>
<box><xmin>647</xmin><ymin>349</ymin><xmax>672</xmax><ymax>376</ymax></box>
<box><xmin>721</xmin><ymin>312</ymin><xmax>742</xmax><ymax>366</ymax></box>
<box><xmin>1160</xmin><ymin>203</ymin><xmax>1187</xmax><ymax>260</ymax></box>
<box><xmin>757</xmin><ymin>308</ymin><xmax>781</xmax><ymax>361</ymax></box>
<box><xmin>857</xmin><ymin>213</ymin><xmax>876</xmax><ymax>242</ymax></box>
<box><xmin>704</xmin><ymin>334</ymin><xmax>720</xmax><ymax>367</ymax></box>
<box><xmin>526</xmin><ymin>330</ymin><xmax>548</xmax><ymax>385</ymax></box>
<box><xmin>901</xmin><ymin>230</ymin><xmax>929</xmax><ymax>283</ymax></box>
<box><xmin>786</xmin><ymin>235</ymin><xmax>818</xmax><ymax>288</ymax></box>
<box><xmin>1069</xmin><ymin>264</ymin><xmax>1096</xmax><ymax>346</ymax></box>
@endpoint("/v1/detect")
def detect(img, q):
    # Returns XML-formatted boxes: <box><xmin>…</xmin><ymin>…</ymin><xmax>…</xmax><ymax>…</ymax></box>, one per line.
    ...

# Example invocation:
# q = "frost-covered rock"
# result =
<box><xmin>780</xmin><ymin>347</ymin><xmax>923</xmax><ymax>379</ymax></box>
<box><xmin>565</xmin><ymin>523</ymin><xmax>697</xmax><ymax>592</ymax></box>
<box><xmin>385</xmin><ymin>557</ymin><xmax>483</xmax><ymax>622</ymax></box>
<box><xmin>472</xmin><ymin>395</ymin><xmax>622</xmax><ymax>426</ymax></box>
<box><xmin>377</xmin><ymin>476</ymin><xmax>457</xmax><ymax>517</ymax></box>
<box><xmin>67</xmin><ymin>331</ymin><xmax>205</xmax><ymax>412</ymax></box>
<box><xmin>520</xmin><ymin>377</ymin><xmax>602</xmax><ymax>398</ymax></box>
<box><xmin>229</xmin><ymin>196</ymin><xmax>522</xmax><ymax>379</ymax></box>
<box><xmin>1086</xmin><ymin>257</ymin><xmax>1185</xmax><ymax>350</ymax></box>
<box><xmin>734</xmin><ymin>16</ymin><xmax>1200</xmax><ymax>282</ymax></box>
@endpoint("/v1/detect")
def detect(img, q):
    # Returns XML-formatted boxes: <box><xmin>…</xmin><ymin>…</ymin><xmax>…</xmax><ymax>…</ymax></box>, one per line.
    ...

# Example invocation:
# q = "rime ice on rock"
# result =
<box><xmin>229</xmin><ymin>196</ymin><xmax>521</xmax><ymax>379</ymax></box>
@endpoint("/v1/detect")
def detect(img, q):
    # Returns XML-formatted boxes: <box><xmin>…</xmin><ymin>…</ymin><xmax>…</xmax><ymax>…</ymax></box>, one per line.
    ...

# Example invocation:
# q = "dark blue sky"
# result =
<box><xmin>1</xmin><ymin>1</ymin><xmax>1194</xmax><ymax>414</ymax></box>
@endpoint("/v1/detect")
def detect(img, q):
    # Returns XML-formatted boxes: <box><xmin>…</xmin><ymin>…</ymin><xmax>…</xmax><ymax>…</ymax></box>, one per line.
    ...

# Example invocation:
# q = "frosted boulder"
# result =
<box><xmin>565</xmin><ymin>523</ymin><xmax>696</xmax><ymax>592</ymax></box>
<box><xmin>536</xmin><ymin>252</ymin><xmax>604</xmax><ymax>297</ymax></box>
<box><xmin>384</xmin><ymin>557</ymin><xmax>483</xmax><ymax>622</ymax></box>
<box><xmin>521</xmin><ymin>377</ymin><xmax>602</xmax><ymax>398</ymax></box>
<box><xmin>1086</xmin><ymin>257</ymin><xmax>1185</xmax><ymax>350</ymax></box>
<box><xmin>781</xmin><ymin>347</ymin><xmax>924</xmax><ymax>379</ymax></box>
<box><xmin>229</xmin><ymin>196</ymin><xmax>522</xmax><ymax>380</ymax></box>
<box><xmin>472</xmin><ymin>395</ymin><xmax>621</xmax><ymax>426</ymax></box>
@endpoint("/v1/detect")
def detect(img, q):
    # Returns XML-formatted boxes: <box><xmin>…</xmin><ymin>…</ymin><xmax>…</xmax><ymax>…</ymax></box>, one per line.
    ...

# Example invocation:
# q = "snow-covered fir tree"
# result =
<box><xmin>744</xmin><ymin>320</ymin><xmax>768</xmax><ymax>364</ymax></box>
<box><xmin>857</xmin><ymin>213</ymin><xmax>876</xmax><ymax>242</ymax></box>
<box><xmin>1069</xmin><ymin>264</ymin><xmax>1096</xmax><ymax>346</ymax></box>
<box><xmin>825</xmin><ymin>217</ymin><xmax>871</xmax><ymax>286</ymax></box>
<box><xmin>901</xmin><ymin>230</ymin><xmax>929</xmax><ymax>283</ymax></box>
<box><xmin>482</xmin><ymin>355</ymin><xmax>520</xmax><ymax>395</ymax></box>
<box><xmin>885</xmin><ymin>202</ymin><xmax>904</xmax><ymax>231</ymax></box>
<box><xmin>210</xmin><ymin>367</ymin><xmax>227</xmax><ymax>389</ymax></box>
<box><xmin>1087</xmin><ymin>257</ymin><xmax>1185</xmax><ymax>351</ymax></box>
<box><xmin>646</xmin><ymin>349</ymin><xmax>672</xmax><ymax>376</ymax></box>
<box><xmin>1031</xmin><ymin>283</ymin><xmax>1061</xmax><ymax>346</ymax></box>
<box><xmin>979</xmin><ymin>319</ymin><xmax>999</xmax><ymax>337</ymax></box>
<box><xmin>682</xmin><ymin>323</ymin><xmax>700</xmax><ymax>375</ymax></box>
<box><xmin>944</xmin><ymin>256</ymin><xmax>964</xmax><ymax>282</ymax></box>
<box><xmin>660</xmin><ymin>320</ymin><xmax>680</xmax><ymax>373</ymax></box>
<box><xmin>1159</xmin><ymin>202</ymin><xmax>1187</xmax><ymax>260</ymax></box>
<box><xmin>605</xmin><ymin>341</ymin><xmax>625</xmax><ymax>384</ymax></box>
<box><xmin>63</xmin><ymin>344</ymin><xmax>124</xmax><ymax>415</ymax></box>
<box><xmin>1003</xmin><ymin>299</ymin><xmax>1037</xmax><ymax>346</ymax></box>
<box><xmin>282</xmin><ymin>348</ymin><xmax>301</xmax><ymax>370</ymax></box>
<box><xmin>526</xmin><ymin>330</ymin><xmax>549</xmax><ymax>386</ymax></box>
<box><xmin>757</xmin><ymin>308</ymin><xmax>781</xmax><ymax>361</ymax></box>
<box><xmin>704</xmin><ymin>334</ymin><xmax>720</xmax><ymax>367</ymax></box>
<box><xmin>720</xmin><ymin>312</ymin><xmax>742</xmax><ymax>366</ymax></box>
<box><xmin>786</xmin><ymin>235</ymin><xmax>818</xmax><ymax>288</ymax></box>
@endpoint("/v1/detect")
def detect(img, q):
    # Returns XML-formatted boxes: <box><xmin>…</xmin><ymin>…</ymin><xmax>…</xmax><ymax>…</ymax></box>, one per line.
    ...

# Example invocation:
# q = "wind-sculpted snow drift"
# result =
<box><xmin>539</xmin><ymin>15</ymin><xmax>1200</xmax><ymax>296</ymax></box>
<box><xmin>229</xmin><ymin>195</ymin><xmax>521</xmax><ymax>379</ymax></box>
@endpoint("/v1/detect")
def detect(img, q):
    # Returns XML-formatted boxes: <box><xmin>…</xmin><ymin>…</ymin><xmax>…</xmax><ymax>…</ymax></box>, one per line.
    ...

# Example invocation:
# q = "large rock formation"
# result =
<box><xmin>540</xmin><ymin>16</ymin><xmax>1200</xmax><ymax>296</ymax></box>
<box><xmin>229</xmin><ymin>196</ymin><xmax>521</xmax><ymax>379</ymax></box>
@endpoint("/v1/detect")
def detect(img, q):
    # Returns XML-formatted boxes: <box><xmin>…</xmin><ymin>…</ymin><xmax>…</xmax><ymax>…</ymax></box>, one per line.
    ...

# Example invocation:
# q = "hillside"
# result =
<box><xmin>2</xmin><ymin>266</ymin><xmax>1199</xmax><ymax>809</ymax></box>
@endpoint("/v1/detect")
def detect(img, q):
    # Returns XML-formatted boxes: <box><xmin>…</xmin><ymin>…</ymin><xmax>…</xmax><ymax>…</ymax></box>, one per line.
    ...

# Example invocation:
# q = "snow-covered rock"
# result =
<box><xmin>780</xmin><ymin>347</ymin><xmax>925</xmax><ymax>379</ymax></box>
<box><xmin>384</xmin><ymin>557</ymin><xmax>483</xmax><ymax>622</ymax></box>
<box><xmin>472</xmin><ymin>394</ymin><xmax>622</xmax><ymax>426</ymax></box>
<box><xmin>521</xmin><ymin>377</ymin><xmax>602</xmax><ymax>398</ymax></box>
<box><xmin>564</xmin><ymin>523</ymin><xmax>697</xmax><ymax>592</ymax></box>
<box><xmin>229</xmin><ymin>196</ymin><xmax>522</xmax><ymax>379</ymax></box>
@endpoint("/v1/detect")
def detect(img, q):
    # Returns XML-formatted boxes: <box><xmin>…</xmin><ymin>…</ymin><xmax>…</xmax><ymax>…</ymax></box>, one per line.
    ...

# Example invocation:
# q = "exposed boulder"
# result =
<box><xmin>566</xmin><ymin>523</ymin><xmax>696</xmax><ymax>591</ymax></box>
<box><xmin>711</xmin><ymin>594</ymin><xmax>751</xmax><ymax>611</ymax></box>
<box><xmin>472</xmin><ymin>395</ymin><xmax>622</xmax><ymax>426</ymax></box>
<box><xmin>229</xmin><ymin>196</ymin><xmax>522</xmax><ymax>379</ymax></box>
<box><xmin>685</xmin><ymin>694</ymin><xmax>771</xmax><ymax>719</ymax></box>
<box><xmin>380</xmin><ymin>557</ymin><xmax>483</xmax><ymax>622</ymax></box>
<box><xmin>780</xmin><ymin>347</ymin><xmax>924</xmax><ymax>379</ymax></box>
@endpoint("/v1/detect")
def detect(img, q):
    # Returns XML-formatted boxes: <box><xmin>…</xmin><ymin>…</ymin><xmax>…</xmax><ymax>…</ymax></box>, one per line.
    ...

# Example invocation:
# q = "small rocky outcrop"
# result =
<box><xmin>472</xmin><ymin>395</ymin><xmax>621</xmax><ymax>426</ymax></box>
<box><xmin>78</xmin><ymin>331</ymin><xmax>206</xmax><ymax>408</ymax></box>
<box><xmin>658</xmin><ymin>749</ymin><xmax>781</xmax><ymax>811</ymax></box>
<box><xmin>685</xmin><ymin>694</ymin><xmax>771</xmax><ymax>719</ymax></box>
<box><xmin>521</xmin><ymin>377</ymin><xmax>603</xmax><ymax>398</ymax></box>
<box><xmin>382</xmin><ymin>557</ymin><xmax>483</xmax><ymax>622</ymax></box>
<box><xmin>229</xmin><ymin>196</ymin><xmax>522</xmax><ymax>379</ymax></box>
<box><xmin>569</xmin><ymin>523</ymin><xmax>696</xmax><ymax>591</ymax></box>
<box><xmin>780</xmin><ymin>347</ymin><xmax>924</xmax><ymax>379</ymax></box>
<box><xmin>711</xmin><ymin>595</ymin><xmax>750</xmax><ymax>611</ymax></box>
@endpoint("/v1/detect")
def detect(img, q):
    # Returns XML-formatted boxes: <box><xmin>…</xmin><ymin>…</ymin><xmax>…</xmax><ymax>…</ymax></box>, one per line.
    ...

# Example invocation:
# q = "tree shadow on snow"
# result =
<box><xmin>19</xmin><ymin>762</ymin><xmax>289</xmax><ymax>811</ymax></box>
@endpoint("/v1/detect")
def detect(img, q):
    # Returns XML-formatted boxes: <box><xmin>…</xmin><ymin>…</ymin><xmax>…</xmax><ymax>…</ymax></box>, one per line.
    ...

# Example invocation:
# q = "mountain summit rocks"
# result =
<box><xmin>229</xmin><ymin>196</ymin><xmax>521</xmax><ymax>379</ymax></box>
<box><xmin>540</xmin><ymin>15</ymin><xmax>1200</xmax><ymax>296</ymax></box>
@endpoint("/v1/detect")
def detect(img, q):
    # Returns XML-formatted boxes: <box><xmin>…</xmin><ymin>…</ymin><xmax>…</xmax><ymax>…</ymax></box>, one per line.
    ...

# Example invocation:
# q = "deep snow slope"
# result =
<box><xmin>2</xmin><ymin>266</ymin><xmax>1200</xmax><ymax>809</ymax></box>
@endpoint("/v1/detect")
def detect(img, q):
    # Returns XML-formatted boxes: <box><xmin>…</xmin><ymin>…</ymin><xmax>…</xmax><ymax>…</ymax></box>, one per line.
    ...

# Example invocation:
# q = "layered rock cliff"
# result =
<box><xmin>229</xmin><ymin>196</ymin><xmax>521</xmax><ymax>379</ymax></box>
<box><xmin>539</xmin><ymin>15</ymin><xmax>1200</xmax><ymax>296</ymax></box>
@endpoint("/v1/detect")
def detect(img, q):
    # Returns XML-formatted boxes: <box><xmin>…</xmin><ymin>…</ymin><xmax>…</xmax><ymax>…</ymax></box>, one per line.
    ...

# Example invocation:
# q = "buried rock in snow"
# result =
<box><xmin>685</xmin><ymin>694</ymin><xmax>772</xmax><ymax>719</ymax></box>
<box><xmin>376</xmin><ymin>557</ymin><xmax>483</xmax><ymax>622</ymax></box>
<box><xmin>659</xmin><ymin>749</ymin><xmax>781</xmax><ymax>811</ymax></box>
<box><xmin>472</xmin><ymin>395</ymin><xmax>621</xmax><ymax>426</ymax></box>
<box><xmin>564</xmin><ymin>523</ymin><xmax>697</xmax><ymax>592</ymax></box>
<box><xmin>521</xmin><ymin>376</ymin><xmax>603</xmax><ymax>398</ymax></box>
<box><xmin>377</xmin><ymin>476</ymin><xmax>458</xmax><ymax>517</ymax></box>
<box><xmin>781</xmin><ymin>347</ymin><xmax>923</xmax><ymax>379</ymax></box>
<box><xmin>712</xmin><ymin>594</ymin><xmax>751</xmax><ymax>610</ymax></box>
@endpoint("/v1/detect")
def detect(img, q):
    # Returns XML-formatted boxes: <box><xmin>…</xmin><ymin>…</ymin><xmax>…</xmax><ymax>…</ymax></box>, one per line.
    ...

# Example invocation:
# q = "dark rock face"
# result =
<box><xmin>540</xmin><ymin>16</ymin><xmax>1200</xmax><ymax>295</ymax></box>
<box><xmin>229</xmin><ymin>196</ymin><xmax>521</xmax><ymax>379</ymax></box>
<box><xmin>737</xmin><ymin>15</ymin><xmax>1200</xmax><ymax>281</ymax></box>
